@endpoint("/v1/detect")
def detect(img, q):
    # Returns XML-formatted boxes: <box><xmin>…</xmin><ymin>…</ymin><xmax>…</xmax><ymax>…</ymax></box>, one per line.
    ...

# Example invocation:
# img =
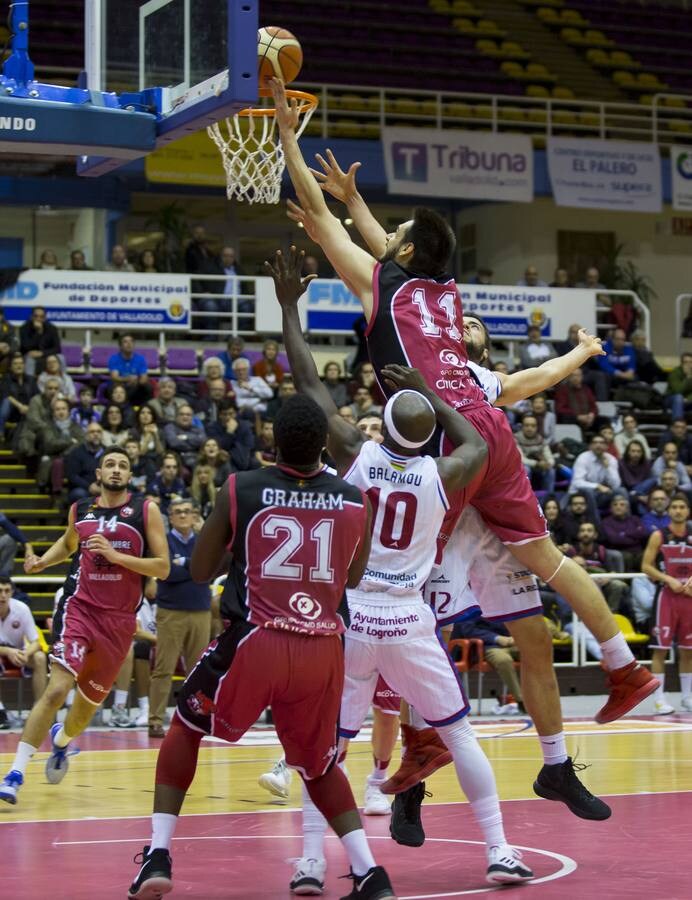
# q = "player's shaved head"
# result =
<box><xmin>383</xmin><ymin>390</ymin><xmax>436</xmax><ymax>455</ymax></box>
<box><xmin>274</xmin><ymin>394</ymin><xmax>328</xmax><ymax>469</ymax></box>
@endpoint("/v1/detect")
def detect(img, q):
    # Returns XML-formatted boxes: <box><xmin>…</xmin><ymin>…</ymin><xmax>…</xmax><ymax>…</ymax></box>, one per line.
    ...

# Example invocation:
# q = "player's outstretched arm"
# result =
<box><xmin>495</xmin><ymin>328</ymin><xmax>605</xmax><ymax>406</ymax></box>
<box><xmin>311</xmin><ymin>149</ymin><xmax>387</xmax><ymax>258</ymax></box>
<box><xmin>191</xmin><ymin>482</ymin><xmax>232</xmax><ymax>583</ymax></box>
<box><xmin>24</xmin><ymin>507</ymin><xmax>79</xmax><ymax>573</ymax></box>
<box><xmin>267</xmin><ymin>247</ymin><xmax>365</xmax><ymax>473</ymax></box>
<box><xmin>270</xmin><ymin>78</ymin><xmax>376</xmax><ymax>316</ymax></box>
<box><xmin>381</xmin><ymin>364</ymin><xmax>488</xmax><ymax>494</ymax></box>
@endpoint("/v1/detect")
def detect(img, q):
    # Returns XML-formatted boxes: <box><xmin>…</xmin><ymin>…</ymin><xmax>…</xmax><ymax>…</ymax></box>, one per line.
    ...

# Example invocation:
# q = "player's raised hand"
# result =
<box><xmin>381</xmin><ymin>364</ymin><xmax>430</xmax><ymax>394</ymax></box>
<box><xmin>578</xmin><ymin>328</ymin><xmax>605</xmax><ymax>357</ymax></box>
<box><xmin>265</xmin><ymin>246</ymin><xmax>317</xmax><ymax>309</ymax></box>
<box><xmin>286</xmin><ymin>199</ymin><xmax>319</xmax><ymax>241</ymax></box>
<box><xmin>23</xmin><ymin>552</ymin><xmax>46</xmax><ymax>574</ymax></box>
<box><xmin>310</xmin><ymin>149</ymin><xmax>361</xmax><ymax>203</ymax></box>
<box><xmin>269</xmin><ymin>77</ymin><xmax>299</xmax><ymax>132</ymax></box>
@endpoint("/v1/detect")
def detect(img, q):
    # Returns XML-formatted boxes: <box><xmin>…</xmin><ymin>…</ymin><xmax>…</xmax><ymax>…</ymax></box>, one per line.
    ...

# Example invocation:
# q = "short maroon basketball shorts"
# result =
<box><xmin>372</xmin><ymin>675</ymin><xmax>401</xmax><ymax>714</ymax></box>
<box><xmin>51</xmin><ymin>596</ymin><xmax>135</xmax><ymax>704</ymax></box>
<box><xmin>651</xmin><ymin>589</ymin><xmax>692</xmax><ymax>650</ymax></box>
<box><xmin>178</xmin><ymin>620</ymin><xmax>344</xmax><ymax>780</ymax></box>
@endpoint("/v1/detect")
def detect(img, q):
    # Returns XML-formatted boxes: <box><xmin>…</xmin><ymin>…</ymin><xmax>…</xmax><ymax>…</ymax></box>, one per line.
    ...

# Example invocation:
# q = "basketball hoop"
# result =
<box><xmin>207</xmin><ymin>88</ymin><xmax>319</xmax><ymax>204</ymax></box>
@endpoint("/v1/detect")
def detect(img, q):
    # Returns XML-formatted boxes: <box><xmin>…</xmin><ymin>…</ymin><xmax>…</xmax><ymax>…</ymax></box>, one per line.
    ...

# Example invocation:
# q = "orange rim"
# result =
<box><xmin>236</xmin><ymin>87</ymin><xmax>318</xmax><ymax>118</ymax></box>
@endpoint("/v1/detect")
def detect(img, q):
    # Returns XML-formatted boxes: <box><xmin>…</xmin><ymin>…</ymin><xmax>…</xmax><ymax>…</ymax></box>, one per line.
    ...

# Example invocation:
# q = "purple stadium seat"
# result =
<box><xmin>89</xmin><ymin>346</ymin><xmax>113</xmax><ymax>370</ymax></box>
<box><xmin>62</xmin><ymin>344</ymin><xmax>84</xmax><ymax>369</ymax></box>
<box><xmin>141</xmin><ymin>348</ymin><xmax>161</xmax><ymax>373</ymax></box>
<box><xmin>202</xmin><ymin>348</ymin><xmax>225</xmax><ymax>361</ymax></box>
<box><xmin>166</xmin><ymin>348</ymin><xmax>198</xmax><ymax>374</ymax></box>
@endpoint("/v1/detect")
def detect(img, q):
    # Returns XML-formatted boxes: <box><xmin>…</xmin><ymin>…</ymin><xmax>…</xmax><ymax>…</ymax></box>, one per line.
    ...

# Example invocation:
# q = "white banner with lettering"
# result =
<box><xmin>255</xmin><ymin>277</ymin><xmax>596</xmax><ymax>340</ymax></box>
<box><xmin>671</xmin><ymin>144</ymin><xmax>692</xmax><ymax>211</ymax></box>
<box><xmin>0</xmin><ymin>270</ymin><xmax>191</xmax><ymax>330</ymax></box>
<box><xmin>382</xmin><ymin>127</ymin><xmax>533</xmax><ymax>203</ymax></box>
<box><xmin>547</xmin><ymin>137</ymin><xmax>662</xmax><ymax>212</ymax></box>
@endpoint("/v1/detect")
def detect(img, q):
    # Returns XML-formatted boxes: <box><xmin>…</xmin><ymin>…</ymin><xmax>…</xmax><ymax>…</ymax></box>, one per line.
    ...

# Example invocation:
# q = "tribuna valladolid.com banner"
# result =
<box><xmin>382</xmin><ymin>127</ymin><xmax>533</xmax><ymax>203</ymax></box>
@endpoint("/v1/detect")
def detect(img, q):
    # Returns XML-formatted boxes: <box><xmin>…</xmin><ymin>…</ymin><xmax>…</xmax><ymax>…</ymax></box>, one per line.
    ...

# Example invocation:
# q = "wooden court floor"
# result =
<box><xmin>1</xmin><ymin>713</ymin><xmax>690</xmax><ymax>899</ymax></box>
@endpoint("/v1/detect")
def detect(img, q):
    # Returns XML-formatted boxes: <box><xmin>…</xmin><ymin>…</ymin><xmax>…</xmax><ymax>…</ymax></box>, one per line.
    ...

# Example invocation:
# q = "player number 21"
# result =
<box><xmin>261</xmin><ymin>515</ymin><xmax>334</xmax><ymax>583</ymax></box>
<box><xmin>411</xmin><ymin>288</ymin><xmax>462</xmax><ymax>342</ymax></box>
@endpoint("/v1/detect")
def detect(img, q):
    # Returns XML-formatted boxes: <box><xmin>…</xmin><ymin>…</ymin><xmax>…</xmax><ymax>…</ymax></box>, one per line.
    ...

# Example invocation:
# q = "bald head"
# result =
<box><xmin>384</xmin><ymin>390</ymin><xmax>436</xmax><ymax>452</ymax></box>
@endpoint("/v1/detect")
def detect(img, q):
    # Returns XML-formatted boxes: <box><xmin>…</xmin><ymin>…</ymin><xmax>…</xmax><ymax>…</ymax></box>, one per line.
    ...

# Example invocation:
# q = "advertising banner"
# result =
<box><xmin>671</xmin><ymin>144</ymin><xmax>692</xmax><ymax>211</ymax></box>
<box><xmin>547</xmin><ymin>137</ymin><xmax>662</xmax><ymax>212</ymax></box>
<box><xmin>382</xmin><ymin>127</ymin><xmax>533</xmax><ymax>203</ymax></box>
<box><xmin>0</xmin><ymin>270</ymin><xmax>191</xmax><ymax>330</ymax></box>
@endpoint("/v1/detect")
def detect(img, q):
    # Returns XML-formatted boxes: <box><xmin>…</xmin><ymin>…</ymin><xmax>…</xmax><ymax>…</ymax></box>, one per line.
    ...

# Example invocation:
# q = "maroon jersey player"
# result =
<box><xmin>0</xmin><ymin>447</ymin><xmax>169</xmax><ymax>806</ymax></box>
<box><xmin>271</xmin><ymin>76</ymin><xmax>658</xmax><ymax>726</ymax></box>
<box><xmin>128</xmin><ymin>393</ymin><xmax>396</xmax><ymax>900</ymax></box>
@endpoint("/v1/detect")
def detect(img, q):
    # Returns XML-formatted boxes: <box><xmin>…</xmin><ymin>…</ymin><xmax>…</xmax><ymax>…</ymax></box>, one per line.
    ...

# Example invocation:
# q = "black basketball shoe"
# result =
<box><xmin>128</xmin><ymin>845</ymin><xmax>173</xmax><ymax>899</ymax></box>
<box><xmin>389</xmin><ymin>781</ymin><xmax>428</xmax><ymax>847</ymax></box>
<box><xmin>533</xmin><ymin>756</ymin><xmax>611</xmax><ymax>820</ymax></box>
<box><xmin>339</xmin><ymin>866</ymin><xmax>396</xmax><ymax>899</ymax></box>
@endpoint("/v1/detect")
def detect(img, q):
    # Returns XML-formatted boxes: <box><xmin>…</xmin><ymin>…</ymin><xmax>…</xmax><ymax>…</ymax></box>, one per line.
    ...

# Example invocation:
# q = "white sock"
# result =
<box><xmin>10</xmin><ymin>741</ymin><xmax>37</xmax><ymax>777</ymax></box>
<box><xmin>538</xmin><ymin>732</ymin><xmax>568</xmax><ymax>766</ymax></box>
<box><xmin>409</xmin><ymin>706</ymin><xmax>428</xmax><ymax>731</ymax></box>
<box><xmin>0</xmin><ymin>701</ymin><xmax>5</xmax><ymax>711</ymax></box>
<box><xmin>114</xmin><ymin>690</ymin><xmax>128</xmax><ymax>707</ymax></box>
<box><xmin>151</xmin><ymin>812</ymin><xmax>178</xmax><ymax>851</ymax></box>
<box><xmin>436</xmin><ymin>718</ymin><xmax>506</xmax><ymax>848</ymax></box>
<box><xmin>599</xmin><ymin>633</ymin><xmax>634</xmax><ymax>671</ymax></box>
<box><xmin>65</xmin><ymin>689</ymin><xmax>75</xmax><ymax>708</ymax></box>
<box><xmin>652</xmin><ymin>681</ymin><xmax>666</xmax><ymax>703</ymax></box>
<box><xmin>53</xmin><ymin>725</ymin><xmax>74</xmax><ymax>749</ymax></box>
<box><xmin>301</xmin><ymin>782</ymin><xmax>328</xmax><ymax>859</ymax></box>
<box><xmin>680</xmin><ymin>673</ymin><xmax>692</xmax><ymax>697</ymax></box>
<box><xmin>340</xmin><ymin>829</ymin><xmax>376</xmax><ymax>877</ymax></box>
<box><xmin>138</xmin><ymin>697</ymin><xmax>149</xmax><ymax>711</ymax></box>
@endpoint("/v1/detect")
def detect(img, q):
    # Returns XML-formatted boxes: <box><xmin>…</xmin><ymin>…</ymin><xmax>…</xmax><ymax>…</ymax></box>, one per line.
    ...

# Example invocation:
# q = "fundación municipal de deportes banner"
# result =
<box><xmin>382</xmin><ymin>127</ymin><xmax>534</xmax><ymax>203</ymax></box>
<box><xmin>671</xmin><ymin>144</ymin><xmax>692</xmax><ymax>211</ymax></box>
<box><xmin>547</xmin><ymin>137</ymin><xmax>662</xmax><ymax>213</ymax></box>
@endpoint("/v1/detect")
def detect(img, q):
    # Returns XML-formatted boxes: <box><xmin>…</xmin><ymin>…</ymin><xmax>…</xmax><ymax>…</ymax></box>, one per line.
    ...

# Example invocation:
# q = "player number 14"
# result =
<box><xmin>411</xmin><ymin>288</ymin><xmax>462</xmax><ymax>342</ymax></box>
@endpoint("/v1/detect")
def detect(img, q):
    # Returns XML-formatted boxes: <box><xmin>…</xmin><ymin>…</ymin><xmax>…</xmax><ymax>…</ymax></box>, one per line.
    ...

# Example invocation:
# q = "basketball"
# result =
<box><xmin>257</xmin><ymin>26</ymin><xmax>303</xmax><ymax>88</ymax></box>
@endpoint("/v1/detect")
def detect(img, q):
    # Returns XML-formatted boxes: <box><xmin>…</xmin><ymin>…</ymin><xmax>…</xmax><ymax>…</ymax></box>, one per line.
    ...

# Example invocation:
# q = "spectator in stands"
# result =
<box><xmin>196</xmin><ymin>437</ymin><xmax>233</xmax><ymax>486</ymax></box>
<box><xmin>614</xmin><ymin>413</ymin><xmax>651</xmax><ymax>459</ymax></box>
<box><xmin>138</xmin><ymin>249</ymin><xmax>158</xmax><ymax>273</ymax></box>
<box><xmin>541</xmin><ymin>496</ymin><xmax>569</xmax><ymax>551</ymax></box>
<box><xmin>569</xmin><ymin>434</ymin><xmax>624</xmax><ymax>512</ymax></box>
<box><xmin>302</xmin><ymin>254</ymin><xmax>320</xmax><ymax>276</ymax></box>
<box><xmin>147</xmin><ymin>497</ymin><xmax>212</xmax><ymax>738</ymax></box>
<box><xmin>0</xmin><ymin>577</ymin><xmax>47</xmax><ymax>704</ymax></box>
<box><xmin>618</xmin><ymin>439</ymin><xmax>656</xmax><ymax>506</ymax></box>
<box><xmin>254</xmin><ymin>419</ymin><xmax>277</xmax><ymax>467</ymax></box>
<box><xmin>38</xmin><ymin>249</ymin><xmax>59</xmax><ymax>269</ymax></box>
<box><xmin>338</xmin><ymin>405</ymin><xmax>357</xmax><ymax>425</ymax></box>
<box><xmin>69</xmin><ymin>250</ymin><xmax>90</xmax><ymax>271</ymax></box>
<box><xmin>147</xmin><ymin>452</ymin><xmax>188</xmax><ymax>518</ymax></box>
<box><xmin>349</xmin><ymin>361</ymin><xmax>386</xmax><ymax>405</ymax></box>
<box><xmin>16</xmin><ymin>376</ymin><xmax>61</xmax><ymax>463</ymax></box>
<box><xmin>683</xmin><ymin>299</ymin><xmax>692</xmax><ymax>338</ymax></box>
<box><xmin>124</xmin><ymin>438</ymin><xmax>156</xmax><ymax>494</ymax></box>
<box><xmin>469</xmin><ymin>267</ymin><xmax>493</xmax><ymax>285</ymax></box>
<box><xmin>199</xmin><ymin>357</ymin><xmax>233</xmax><ymax>399</ymax></box>
<box><xmin>597</xmin><ymin>327</ymin><xmax>637</xmax><ymax>396</ymax></box>
<box><xmin>599</xmin><ymin>495</ymin><xmax>648</xmax><ymax>571</ymax></box>
<box><xmin>0</xmin><ymin>312</ymin><xmax>17</xmax><ymax>377</ymax></box>
<box><xmin>108</xmin><ymin>333</ymin><xmax>152</xmax><ymax>406</ymax></box>
<box><xmin>529</xmin><ymin>393</ymin><xmax>556</xmax><ymax>444</ymax></box>
<box><xmin>37</xmin><ymin>397</ymin><xmax>84</xmax><ymax>494</ymax></box>
<box><xmin>598</xmin><ymin>423</ymin><xmax>619</xmax><ymax>459</ymax></box>
<box><xmin>658</xmin><ymin>469</ymin><xmax>683</xmax><ymax>504</ymax></box>
<box><xmin>652</xmin><ymin>442</ymin><xmax>692</xmax><ymax>495</ymax></box>
<box><xmin>641</xmin><ymin>487</ymin><xmax>671</xmax><ymax>534</ymax></box>
<box><xmin>111</xmin><ymin>585</ymin><xmax>158</xmax><ymax>727</ymax></box>
<box><xmin>665</xmin><ymin>352</ymin><xmax>692</xmax><ymax>422</ymax></box>
<box><xmin>577</xmin><ymin>267</ymin><xmax>606</xmax><ymax>290</ymax></box>
<box><xmin>130</xmin><ymin>404</ymin><xmax>165</xmax><ymax>467</ymax></box>
<box><xmin>190</xmin><ymin>464</ymin><xmax>217</xmax><ymax>517</ymax></box>
<box><xmin>357</xmin><ymin>413</ymin><xmax>384</xmax><ymax>443</ymax></box>
<box><xmin>630</xmin><ymin>330</ymin><xmax>666</xmax><ymax>384</ymax></box>
<box><xmin>232</xmin><ymin>357</ymin><xmax>273</xmax><ymax>417</ymax></box>
<box><xmin>70</xmin><ymin>386</ymin><xmax>100</xmax><ymax>429</ymax></box>
<box><xmin>350</xmin><ymin>385</ymin><xmax>382</xmax><ymax>421</ymax></box>
<box><xmin>220</xmin><ymin>335</ymin><xmax>250</xmax><ymax>381</ymax></box>
<box><xmin>105</xmin><ymin>243</ymin><xmax>134</xmax><ymax>272</ymax></box>
<box><xmin>322</xmin><ymin>361</ymin><xmax>348</xmax><ymax>407</ymax></box>
<box><xmin>566</xmin><ymin>521</ymin><xmax>629</xmax><ymax>613</ymax></box>
<box><xmin>265</xmin><ymin>378</ymin><xmax>296</xmax><ymax>420</ymax></box>
<box><xmin>554</xmin><ymin>367</ymin><xmax>597</xmax><ymax>435</ymax></box>
<box><xmin>205</xmin><ymin>402</ymin><xmax>254</xmax><ymax>472</ymax></box>
<box><xmin>555</xmin><ymin>323</ymin><xmax>608</xmax><ymax>400</ymax></box>
<box><xmin>515</xmin><ymin>413</ymin><xmax>556</xmax><ymax>493</ymax></box>
<box><xmin>253</xmin><ymin>339</ymin><xmax>285</xmax><ymax>389</ymax></box>
<box><xmin>0</xmin><ymin>512</ymin><xmax>32</xmax><ymax>577</ymax></box>
<box><xmin>107</xmin><ymin>383</ymin><xmax>135</xmax><ymax>427</ymax></box>
<box><xmin>19</xmin><ymin>307</ymin><xmax>61</xmax><ymax>376</ymax></box>
<box><xmin>0</xmin><ymin>355</ymin><xmax>36</xmax><ymax>438</ymax></box>
<box><xmin>101</xmin><ymin>404</ymin><xmax>131</xmax><ymax>449</ymax></box>
<box><xmin>518</xmin><ymin>326</ymin><xmax>557</xmax><ymax>370</ymax></box>
<box><xmin>194</xmin><ymin>378</ymin><xmax>228</xmax><ymax>426</ymax></box>
<box><xmin>64</xmin><ymin>423</ymin><xmax>104</xmax><ymax>503</ymax></box>
<box><xmin>550</xmin><ymin>268</ymin><xmax>572</xmax><ymax>288</ymax></box>
<box><xmin>453</xmin><ymin>617</ymin><xmax>525</xmax><ymax>715</ymax></box>
<box><xmin>516</xmin><ymin>265</ymin><xmax>547</xmax><ymax>287</ymax></box>
<box><xmin>185</xmin><ymin>225</ymin><xmax>222</xmax><ymax>332</ymax></box>
<box><xmin>148</xmin><ymin>377</ymin><xmax>187</xmax><ymax>424</ymax></box>
<box><xmin>163</xmin><ymin>404</ymin><xmax>206</xmax><ymax>469</ymax></box>
<box><xmin>37</xmin><ymin>353</ymin><xmax>76</xmax><ymax>402</ymax></box>
<box><xmin>220</xmin><ymin>246</ymin><xmax>252</xmax><ymax>327</ymax></box>
<box><xmin>658</xmin><ymin>419</ymin><xmax>692</xmax><ymax>474</ymax></box>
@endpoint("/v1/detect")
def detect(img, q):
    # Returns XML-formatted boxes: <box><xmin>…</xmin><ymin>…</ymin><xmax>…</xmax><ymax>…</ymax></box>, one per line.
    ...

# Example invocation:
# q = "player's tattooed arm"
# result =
<box><xmin>268</xmin><ymin>246</ymin><xmax>365</xmax><ymax>473</ymax></box>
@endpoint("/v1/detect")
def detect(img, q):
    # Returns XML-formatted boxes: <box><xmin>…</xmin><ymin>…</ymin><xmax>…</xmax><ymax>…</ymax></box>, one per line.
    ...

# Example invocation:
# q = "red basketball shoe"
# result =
<box><xmin>380</xmin><ymin>725</ymin><xmax>452</xmax><ymax>794</ymax></box>
<box><xmin>594</xmin><ymin>661</ymin><xmax>660</xmax><ymax>724</ymax></box>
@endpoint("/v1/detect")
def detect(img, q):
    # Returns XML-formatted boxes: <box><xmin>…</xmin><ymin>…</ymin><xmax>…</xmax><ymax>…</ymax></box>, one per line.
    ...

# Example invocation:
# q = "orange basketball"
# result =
<box><xmin>257</xmin><ymin>26</ymin><xmax>303</xmax><ymax>88</ymax></box>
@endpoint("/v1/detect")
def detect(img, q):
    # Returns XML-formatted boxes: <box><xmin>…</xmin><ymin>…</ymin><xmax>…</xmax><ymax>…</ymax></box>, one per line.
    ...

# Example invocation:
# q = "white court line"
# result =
<box><xmin>5</xmin><ymin>788</ymin><xmax>691</xmax><ymax>829</ymax></box>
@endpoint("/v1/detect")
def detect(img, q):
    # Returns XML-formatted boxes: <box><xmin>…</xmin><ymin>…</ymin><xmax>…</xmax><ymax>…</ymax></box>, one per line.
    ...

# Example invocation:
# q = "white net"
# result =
<box><xmin>207</xmin><ymin>93</ymin><xmax>318</xmax><ymax>204</ymax></box>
